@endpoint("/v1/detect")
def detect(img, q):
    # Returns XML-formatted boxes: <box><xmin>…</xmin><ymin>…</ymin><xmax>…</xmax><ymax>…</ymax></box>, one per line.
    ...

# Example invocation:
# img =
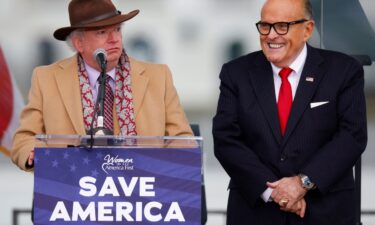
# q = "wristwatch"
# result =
<box><xmin>298</xmin><ymin>174</ymin><xmax>316</xmax><ymax>190</ymax></box>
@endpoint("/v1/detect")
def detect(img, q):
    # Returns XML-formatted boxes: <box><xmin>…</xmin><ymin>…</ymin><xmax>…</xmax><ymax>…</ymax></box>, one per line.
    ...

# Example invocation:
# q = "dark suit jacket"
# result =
<box><xmin>213</xmin><ymin>45</ymin><xmax>367</xmax><ymax>225</ymax></box>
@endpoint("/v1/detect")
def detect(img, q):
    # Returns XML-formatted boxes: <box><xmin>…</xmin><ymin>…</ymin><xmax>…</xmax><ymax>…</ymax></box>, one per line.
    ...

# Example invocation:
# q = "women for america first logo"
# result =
<box><xmin>102</xmin><ymin>154</ymin><xmax>134</xmax><ymax>174</ymax></box>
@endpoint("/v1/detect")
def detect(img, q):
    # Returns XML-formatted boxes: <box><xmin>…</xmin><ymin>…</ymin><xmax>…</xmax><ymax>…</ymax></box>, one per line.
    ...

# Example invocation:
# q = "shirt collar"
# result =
<box><xmin>84</xmin><ymin>62</ymin><xmax>116</xmax><ymax>88</ymax></box>
<box><xmin>270</xmin><ymin>43</ymin><xmax>307</xmax><ymax>75</ymax></box>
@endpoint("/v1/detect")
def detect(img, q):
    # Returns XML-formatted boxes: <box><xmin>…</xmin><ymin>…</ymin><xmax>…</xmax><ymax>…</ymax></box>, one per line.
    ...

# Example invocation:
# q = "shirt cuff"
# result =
<box><xmin>261</xmin><ymin>187</ymin><xmax>273</xmax><ymax>202</ymax></box>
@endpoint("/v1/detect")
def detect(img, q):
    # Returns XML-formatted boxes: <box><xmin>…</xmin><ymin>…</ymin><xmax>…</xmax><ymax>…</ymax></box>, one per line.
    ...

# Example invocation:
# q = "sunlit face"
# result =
<box><xmin>72</xmin><ymin>24</ymin><xmax>123</xmax><ymax>71</ymax></box>
<box><xmin>259</xmin><ymin>0</ymin><xmax>314</xmax><ymax>67</ymax></box>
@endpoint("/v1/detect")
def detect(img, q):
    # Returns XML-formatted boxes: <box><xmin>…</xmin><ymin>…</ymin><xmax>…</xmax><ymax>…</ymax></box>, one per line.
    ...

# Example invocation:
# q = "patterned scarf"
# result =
<box><xmin>77</xmin><ymin>50</ymin><xmax>137</xmax><ymax>135</ymax></box>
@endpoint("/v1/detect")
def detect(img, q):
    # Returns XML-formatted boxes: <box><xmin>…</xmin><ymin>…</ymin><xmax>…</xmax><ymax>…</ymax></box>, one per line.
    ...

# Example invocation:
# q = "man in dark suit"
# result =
<box><xmin>212</xmin><ymin>0</ymin><xmax>367</xmax><ymax>224</ymax></box>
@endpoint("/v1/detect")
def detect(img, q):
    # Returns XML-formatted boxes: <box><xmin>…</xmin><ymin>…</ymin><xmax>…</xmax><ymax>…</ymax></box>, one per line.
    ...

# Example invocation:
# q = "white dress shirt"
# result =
<box><xmin>272</xmin><ymin>44</ymin><xmax>307</xmax><ymax>102</ymax></box>
<box><xmin>261</xmin><ymin>44</ymin><xmax>308</xmax><ymax>202</ymax></box>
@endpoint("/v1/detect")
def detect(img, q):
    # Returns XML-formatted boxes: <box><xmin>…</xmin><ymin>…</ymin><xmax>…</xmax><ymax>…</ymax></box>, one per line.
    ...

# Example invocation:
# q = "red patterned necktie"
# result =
<box><xmin>103</xmin><ymin>75</ymin><xmax>114</xmax><ymax>130</ymax></box>
<box><xmin>277</xmin><ymin>67</ymin><xmax>293</xmax><ymax>136</ymax></box>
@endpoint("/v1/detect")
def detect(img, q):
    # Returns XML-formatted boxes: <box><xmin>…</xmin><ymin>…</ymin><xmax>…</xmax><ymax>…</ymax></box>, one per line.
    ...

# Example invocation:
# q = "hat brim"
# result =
<box><xmin>53</xmin><ymin>9</ymin><xmax>139</xmax><ymax>41</ymax></box>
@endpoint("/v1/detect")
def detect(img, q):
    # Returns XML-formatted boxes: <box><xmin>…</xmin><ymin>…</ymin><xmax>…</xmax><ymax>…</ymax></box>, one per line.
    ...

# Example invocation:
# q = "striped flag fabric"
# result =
<box><xmin>0</xmin><ymin>46</ymin><xmax>24</xmax><ymax>157</ymax></box>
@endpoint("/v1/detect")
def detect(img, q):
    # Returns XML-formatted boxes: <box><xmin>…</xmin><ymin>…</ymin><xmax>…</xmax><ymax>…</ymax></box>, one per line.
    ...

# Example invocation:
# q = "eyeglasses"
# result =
<box><xmin>255</xmin><ymin>19</ymin><xmax>308</xmax><ymax>35</ymax></box>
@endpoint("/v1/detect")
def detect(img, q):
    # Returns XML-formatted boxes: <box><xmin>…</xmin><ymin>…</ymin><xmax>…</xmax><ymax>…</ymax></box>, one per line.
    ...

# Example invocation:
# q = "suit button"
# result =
<box><xmin>280</xmin><ymin>155</ymin><xmax>287</xmax><ymax>161</ymax></box>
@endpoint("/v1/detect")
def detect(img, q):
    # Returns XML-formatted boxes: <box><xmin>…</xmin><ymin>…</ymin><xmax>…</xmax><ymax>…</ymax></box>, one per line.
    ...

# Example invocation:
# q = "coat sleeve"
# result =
<box><xmin>11</xmin><ymin>67</ymin><xmax>45</xmax><ymax>171</ymax></box>
<box><xmin>213</xmin><ymin>64</ymin><xmax>278</xmax><ymax>206</ymax></box>
<box><xmin>163</xmin><ymin>65</ymin><xmax>193</xmax><ymax>136</ymax></box>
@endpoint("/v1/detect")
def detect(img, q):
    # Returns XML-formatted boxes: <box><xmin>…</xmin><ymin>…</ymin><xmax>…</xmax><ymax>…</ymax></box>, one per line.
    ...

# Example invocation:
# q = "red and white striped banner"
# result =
<box><xmin>0</xmin><ymin>46</ymin><xmax>24</xmax><ymax>157</ymax></box>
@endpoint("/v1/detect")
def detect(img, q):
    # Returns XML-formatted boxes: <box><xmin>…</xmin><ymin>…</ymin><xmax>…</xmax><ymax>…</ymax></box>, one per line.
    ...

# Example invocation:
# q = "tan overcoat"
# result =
<box><xmin>12</xmin><ymin>55</ymin><xmax>193</xmax><ymax>170</ymax></box>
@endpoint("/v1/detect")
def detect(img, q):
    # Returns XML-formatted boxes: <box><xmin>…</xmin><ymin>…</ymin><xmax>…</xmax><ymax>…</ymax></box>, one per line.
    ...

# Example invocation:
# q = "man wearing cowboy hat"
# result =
<box><xmin>11</xmin><ymin>0</ymin><xmax>193</xmax><ymax>171</ymax></box>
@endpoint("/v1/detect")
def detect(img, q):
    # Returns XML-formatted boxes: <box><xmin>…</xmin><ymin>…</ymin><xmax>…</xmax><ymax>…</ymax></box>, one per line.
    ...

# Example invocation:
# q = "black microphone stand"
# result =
<box><xmin>90</xmin><ymin>59</ymin><xmax>113</xmax><ymax>137</ymax></box>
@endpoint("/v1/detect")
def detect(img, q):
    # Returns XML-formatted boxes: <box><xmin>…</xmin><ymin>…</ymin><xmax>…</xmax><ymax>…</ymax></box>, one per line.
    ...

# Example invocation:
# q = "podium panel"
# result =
<box><xmin>33</xmin><ymin>135</ymin><xmax>202</xmax><ymax>225</ymax></box>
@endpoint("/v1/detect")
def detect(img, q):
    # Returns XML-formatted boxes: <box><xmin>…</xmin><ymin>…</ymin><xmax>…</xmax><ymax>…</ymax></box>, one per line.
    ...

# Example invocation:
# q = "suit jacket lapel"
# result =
<box><xmin>129</xmin><ymin>57</ymin><xmax>148</xmax><ymax>118</ymax></box>
<box><xmin>282</xmin><ymin>46</ymin><xmax>325</xmax><ymax>145</ymax></box>
<box><xmin>249</xmin><ymin>53</ymin><xmax>282</xmax><ymax>145</ymax></box>
<box><xmin>54</xmin><ymin>55</ymin><xmax>86</xmax><ymax>134</ymax></box>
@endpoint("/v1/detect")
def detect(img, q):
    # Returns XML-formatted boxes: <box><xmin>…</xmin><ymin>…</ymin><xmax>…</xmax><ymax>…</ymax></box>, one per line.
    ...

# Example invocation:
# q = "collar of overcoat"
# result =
<box><xmin>53</xmin><ymin>54</ymin><xmax>148</xmax><ymax>134</ymax></box>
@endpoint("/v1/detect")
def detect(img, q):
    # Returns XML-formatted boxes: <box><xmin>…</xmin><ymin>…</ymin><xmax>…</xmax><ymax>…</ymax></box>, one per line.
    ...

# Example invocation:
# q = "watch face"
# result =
<box><xmin>301</xmin><ymin>175</ymin><xmax>315</xmax><ymax>190</ymax></box>
<box><xmin>305</xmin><ymin>180</ymin><xmax>313</xmax><ymax>188</ymax></box>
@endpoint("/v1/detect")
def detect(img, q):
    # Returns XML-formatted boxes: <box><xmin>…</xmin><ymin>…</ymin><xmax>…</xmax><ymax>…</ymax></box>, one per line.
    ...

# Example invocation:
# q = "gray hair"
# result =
<box><xmin>303</xmin><ymin>0</ymin><xmax>313</xmax><ymax>19</ymax></box>
<box><xmin>66</xmin><ymin>29</ymin><xmax>84</xmax><ymax>52</ymax></box>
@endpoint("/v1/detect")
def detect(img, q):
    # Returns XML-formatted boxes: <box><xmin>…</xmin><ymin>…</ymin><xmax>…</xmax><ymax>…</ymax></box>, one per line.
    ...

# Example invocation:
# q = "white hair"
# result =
<box><xmin>66</xmin><ymin>29</ymin><xmax>84</xmax><ymax>52</ymax></box>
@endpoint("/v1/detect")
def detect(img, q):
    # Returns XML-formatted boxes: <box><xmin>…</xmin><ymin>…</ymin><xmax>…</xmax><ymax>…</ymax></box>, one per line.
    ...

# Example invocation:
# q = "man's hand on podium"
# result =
<box><xmin>27</xmin><ymin>149</ymin><xmax>34</xmax><ymax>167</ymax></box>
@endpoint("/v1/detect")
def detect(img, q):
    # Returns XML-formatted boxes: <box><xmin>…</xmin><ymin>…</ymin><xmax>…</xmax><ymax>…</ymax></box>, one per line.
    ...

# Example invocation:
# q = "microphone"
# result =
<box><xmin>93</xmin><ymin>48</ymin><xmax>107</xmax><ymax>71</ymax></box>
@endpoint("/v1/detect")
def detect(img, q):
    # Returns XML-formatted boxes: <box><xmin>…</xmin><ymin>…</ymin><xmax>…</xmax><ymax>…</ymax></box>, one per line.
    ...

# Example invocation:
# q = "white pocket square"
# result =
<box><xmin>310</xmin><ymin>101</ymin><xmax>329</xmax><ymax>108</ymax></box>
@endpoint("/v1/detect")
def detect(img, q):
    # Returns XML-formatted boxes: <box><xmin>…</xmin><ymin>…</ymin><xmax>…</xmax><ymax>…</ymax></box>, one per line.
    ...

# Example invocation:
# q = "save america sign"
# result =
<box><xmin>34</xmin><ymin>147</ymin><xmax>201</xmax><ymax>225</ymax></box>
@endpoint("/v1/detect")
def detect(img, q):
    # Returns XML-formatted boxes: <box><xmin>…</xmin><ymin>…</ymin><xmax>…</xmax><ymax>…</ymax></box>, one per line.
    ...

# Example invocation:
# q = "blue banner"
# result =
<box><xmin>34</xmin><ymin>147</ymin><xmax>201</xmax><ymax>225</ymax></box>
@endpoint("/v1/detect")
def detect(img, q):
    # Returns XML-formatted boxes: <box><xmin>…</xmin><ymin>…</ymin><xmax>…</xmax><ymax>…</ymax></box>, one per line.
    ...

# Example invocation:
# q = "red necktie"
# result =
<box><xmin>104</xmin><ymin>75</ymin><xmax>114</xmax><ymax>130</ymax></box>
<box><xmin>277</xmin><ymin>67</ymin><xmax>293</xmax><ymax>136</ymax></box>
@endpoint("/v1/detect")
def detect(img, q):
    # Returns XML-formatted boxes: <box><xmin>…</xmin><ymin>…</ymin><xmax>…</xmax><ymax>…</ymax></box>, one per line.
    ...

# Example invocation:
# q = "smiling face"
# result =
<box><xmin>259</xmin><ymin>0</ymin><xmax>314</xmax><ymax>67</ymax></box>
<box><xmin>72</xmin><ymin>24</ymin><xmax>123</xmax><ymax>71</ymax></box>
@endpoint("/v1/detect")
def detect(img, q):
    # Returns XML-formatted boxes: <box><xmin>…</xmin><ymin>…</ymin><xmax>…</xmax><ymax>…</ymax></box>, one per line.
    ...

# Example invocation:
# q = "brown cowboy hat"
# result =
<box><xmin>53</xmin><ymin>0</ymin><xmax>139</xmax><ymax>41</ymax></box>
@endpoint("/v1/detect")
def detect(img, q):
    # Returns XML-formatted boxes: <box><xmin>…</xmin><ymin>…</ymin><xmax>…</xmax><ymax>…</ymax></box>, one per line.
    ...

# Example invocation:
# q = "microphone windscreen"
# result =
<box><xmin>93</xmin><ymin>48</ymin><xmax>107</xmax><ymax>61</ymax></box>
